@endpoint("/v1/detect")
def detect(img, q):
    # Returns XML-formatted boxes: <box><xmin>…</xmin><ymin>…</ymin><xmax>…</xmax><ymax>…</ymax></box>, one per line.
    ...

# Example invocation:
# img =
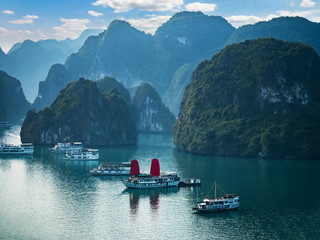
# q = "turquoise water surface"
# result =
<box><xmin>0</xmin><ymin>127</ymin><xmax>320</xmax><ymax>239</ymax></box>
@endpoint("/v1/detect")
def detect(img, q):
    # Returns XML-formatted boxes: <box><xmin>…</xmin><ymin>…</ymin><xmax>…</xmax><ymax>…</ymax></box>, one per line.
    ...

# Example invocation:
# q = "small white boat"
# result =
<box><xmin>193</xmin><ymin>181</ymin><xmax>240</xmax><ymax>212</ymax></box>
<box><xmin>122</xmin><ymin>159</ymin><xmax>181</xmax><ymax>189</ymax></box>
<box><xmin>91</xmin><ymin>162</ymin><xmax>131</xmax><ymax>176</ymax></box>
<box><xmin>0</xmin><ymin>143</ymin><xmax>34</xmax><ymax>155</ymax></box>
<box><xmin>50</xmin><ymin>142</ymin><xmax>83</xmax><ymax>153</ymax></box>
<box><xmin>179</xmin><ymin>178</ymin><xmax>201</xmax><ymax>187</ymax></box>
<box><xmin>65</xmin><ymin>148</ymin><xmax>99</xmax><ymax>160</ymax></box>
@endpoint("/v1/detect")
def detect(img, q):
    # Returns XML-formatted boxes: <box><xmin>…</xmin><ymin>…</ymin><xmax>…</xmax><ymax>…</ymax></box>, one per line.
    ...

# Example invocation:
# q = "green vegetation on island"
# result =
<box><xmin>97</xmin><ymin>76</ymin><xmax>131</xmax><ymax>103</ymax></box>
<box><xmin>173</xmin><ymin>38</ymin><xmax>320</xmax><ymax>159</ymax></box>
<box><xmin>21</xmin><ymin>78</ymin><xmax>137</xmax><ymax>145</ymax></box>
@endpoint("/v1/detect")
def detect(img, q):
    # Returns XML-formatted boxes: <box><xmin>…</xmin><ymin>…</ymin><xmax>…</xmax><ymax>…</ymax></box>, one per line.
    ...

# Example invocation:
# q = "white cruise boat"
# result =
<box><xmin>122</xmin><ymin>159</ymin><xmax>180</xmax><ymax>189</ymax></box>
<box><xmin>193</xmin><ymin>181</ymin><xmax>240</xmax><ymax>212</ymax></box>
<box><xmin>50</xmin><ymin>142</ymin><xmax>83</xmax><ymax>153</ymax></box>
<box><xmin>65</xmin><ymin>148</ymin><xmax>99</xmax><ymax>160</ymax></box>
<box><xmin>0</xmin><ymin>143</ymin><xmax>34</xmax><ymax>155</ymax></box>
<box><xmin>91</xmin><ymin>162</ymin><xmax>131</xmax><ymax>176</ymax></box>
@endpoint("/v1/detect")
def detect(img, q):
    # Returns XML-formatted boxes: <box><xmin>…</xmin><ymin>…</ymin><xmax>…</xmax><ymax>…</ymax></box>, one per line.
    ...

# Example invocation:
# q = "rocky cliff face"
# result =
<box><xmin>33</xmin><ymin>64</ymin><xmax>71</xmax><ymax>110</ymax></box>
<box><xmin>21</xmin><ymin>78</ymin><xmax>137</xmax><ymax>145</ymax></box>
<box><xmin>0</xmin><ymin>70</ymin><xmax>30</xmax><ymax>122</ymax></box>
<box><xmin>173</xmin><ymin>38</ymin><xmax>320</xmax><ymax>159</ymax></box>
<box><xmin>154</xmin><ymin>11</ymin><xmax>235</xmax><ymax>67</ymax></box>
<box><xmin>97</xmin><ymin>76</ymin><xmax>131</xmax><ymax>103</ymax></box>
<box><xmin>132</xmin><ymin>83</ymin><xmax>175</xmax><ymax>133</ymax></box>
<box><xmin>65</xmin><ymin>20</ymin><xmax>158</xmax><ymax>91</ymax></box>
<box><xmin>61</xmin><ymin>12</ymin><xmax>235</xmax><ymax>109</ymax></box>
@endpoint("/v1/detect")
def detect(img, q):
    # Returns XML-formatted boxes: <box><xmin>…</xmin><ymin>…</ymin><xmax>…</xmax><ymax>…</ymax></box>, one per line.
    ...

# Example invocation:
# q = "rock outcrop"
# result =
<box><xmin>0</xmin><ymin>70</ymin><xmax>30</xmax><ymax>122</ymax></box>
<box><xmin>21</xmin><ymin>78</ymin><xmax>137</xmax><ymax>145</ymax></box>
<box><xmin>97</xmin><ymin>76</ymin><xmax>131</xmax><ymax>103</ymax></box>
<box><xmin>132</xmin><ymin>83</ymin><xmax>175</xmax><ymax>133</ymax></box>
<box><xmin>173</xmin><ymin>38</ymin><xmax>320</xmax><ymax>159</ymax></box>
<box><xmin>33</xmin><ymin>64</ymin><xmax>71</xmax><ymax>110</ymax></box>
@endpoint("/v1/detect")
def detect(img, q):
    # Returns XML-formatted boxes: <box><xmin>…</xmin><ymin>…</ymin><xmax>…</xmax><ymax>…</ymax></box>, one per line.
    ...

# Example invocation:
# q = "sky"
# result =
<box><xmin>0</xmin><ymin>0</ymin><xmax>319</xmax><ymax>53</ymax></box>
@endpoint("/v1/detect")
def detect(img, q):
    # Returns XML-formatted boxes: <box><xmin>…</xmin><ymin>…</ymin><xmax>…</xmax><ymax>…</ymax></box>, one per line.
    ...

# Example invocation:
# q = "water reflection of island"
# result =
<box><xmin>123</xmin><ymin>188</ymin><xmax>180</xmax><ymax>214</ymax></box>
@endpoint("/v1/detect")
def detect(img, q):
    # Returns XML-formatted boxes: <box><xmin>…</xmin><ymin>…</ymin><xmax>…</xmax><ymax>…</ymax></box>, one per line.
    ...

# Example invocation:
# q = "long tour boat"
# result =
<box><xmin>122</xmin><ymin>159</ymin><xmax>180</xmax><ymax>189</ymax></box>
<box><xmin>193</xmin><ymin>181</ymin><xmax>240</xmax><ymax>212</ymax></box>
<box><xmin>65</xmin><ymin>148</ymin><xmax>99</xmax><ymax>160</ymax></box>
<box><xmin>0</xmin><ymin>143</ymin><xmax>34</xmax><ymax>155</ymax></box>
<box><xmin>50</xmin><ymin>142</ymin><xmax>83</xmax><ymax>153</ymax></box>
<box><xmin>90</xmin><ymin>162</ymin><xmax>131</xmax><ymax>176</ymax></box>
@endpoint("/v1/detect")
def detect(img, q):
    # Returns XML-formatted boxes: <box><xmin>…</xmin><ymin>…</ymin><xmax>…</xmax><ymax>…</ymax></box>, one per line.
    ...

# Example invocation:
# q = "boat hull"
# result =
<box><xmin>0</xmin><ymin>151</ymin><xmax>33</xmax><ymax>155</ymax></box>
<box><xmin>122</xmin><ymin>180</ymin><xmax>180</xmax><ymax>189</ymax></box>
<box><xmin>194</xmin><ymin>205</ymin><xmax>239</xmax><ymax>212</ymax></box>
<box><xmin>0</xmin><ymin>143</ymin><xmax>34</xmax><ymax>155</ymax></box>
<box><xmin>91</xmin><ymin>171</ymin><xmax>130</xmax><ymax>176</ymax></box>
<box><xmin>65</xmin><ymin>157</ymin><xmax>99</xmax><ymax>161</ymax></box>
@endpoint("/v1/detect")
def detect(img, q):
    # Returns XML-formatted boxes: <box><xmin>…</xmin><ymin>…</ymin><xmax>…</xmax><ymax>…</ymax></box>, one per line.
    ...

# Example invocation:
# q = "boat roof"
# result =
<box><xmin>21</xmin><ymin>143</ymin><xmax>33</xmax><ymax>146</ymax></box>
<box><xmin>161</xmin><ymin>172</ymin><xmax>178</xmax><ymax>176</ymax></box>
<box><xmin>203</xmin><ymin>195</ymin><xmax>239</xmax><ymax>201</ymax></box>
<box><xmin>99</xmin><ymin>162</ymin><xmax>131</xmax><ymax>167</ymax></box>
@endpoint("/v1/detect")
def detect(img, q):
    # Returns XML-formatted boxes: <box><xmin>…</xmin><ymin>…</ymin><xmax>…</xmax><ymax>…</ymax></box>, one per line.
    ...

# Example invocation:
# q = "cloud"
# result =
<box><xmin>277</xmin><ymin>9</ymin><xmax>320</xmax><ymax>17</ymax></box>
<box><xmin>123</xmin><ymin>15</ymin><xmax>171</xmax><ymax>34</ymax></box>
<box><xmin>88</xmin><ymin>10</ymin><xmax>103</xmax><ymax>17</ymax></box>
<box><xmin>9</xmin><ymin>15</ymin><xmax>39</xmax><ymax>24</ymax></box>
<box><xmin>23</xmin><ymin>15</ymin><xmax>39</xmax><ymax>19</ymax></box>
<box><xmin>226</xmin><ymin>15</ymin><xmax>263</xmax><ymax>28</ymax></box>
<box><xmin>300</xmin><ymin>0</ymin><xmax>316</xmax><ymax>7</ymax></box>
<box><xmin>9</xmin><ymin>19</ymin><xmax>33</xmax><ymax>24</ymax></box>
<box><xmin>226</xmin><ymin>9</ymin><xmax>320</xmax><ymax>28</ymax></box>
<box><xmin>53</xmin><ymin>18</ymin><xmax>91</xmax><ymax>39</ymax></box>
<box><xmin>185</xmin><ymin>2</ymin><xmax>217</xmax><ymax>12</ymax></box>
<box><xmin>92</xmin><ymin>0</ymin><xmax>183</xmax><ymax>12</ymax></box>
<box><xmin>0</xmin><ymin>27</ymin><xmax>9</xmax><ymax>33</ymax></box>
<box><xmin>311</xmin><ymin>16</ymin><xmax>320</xmax><ymax>22</ymax></box>
<box><xmin>2</xmin><ymin>10</ymin><xmax>15</xmax><ymax>15</ymax></box>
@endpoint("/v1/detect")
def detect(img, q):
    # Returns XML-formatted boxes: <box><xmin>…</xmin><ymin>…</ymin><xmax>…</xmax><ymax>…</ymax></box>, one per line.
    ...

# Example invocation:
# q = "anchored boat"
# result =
<box><xmin>90</xmin><ymin>162</ymin><xmax>131</xmax><ymax>176</ymax></box>
<box><xmin>193</xmin><ymin>181</ymin><xmax>240</xmax><ymax>212</ymax></box>
<box><xmin>65</xmin><ymin>148</ymin><xmax>99</xmax><ymax>160</ymax></box>
<box><xmin>50</xmin><ymin>142</ymin><xmax>83</xmax><ymax>153</ymax></box>
<box><xmin>122</xmin><ymin>159</ymin><xmax>180</xmax><ymax>189</ymax></box>
<box><xmin>0</xmin><ymin>143</ymin><xmax>34</xmax><ymax>155</ymax></box>
<box><xmin>179</xmin><ymin>178</ymin><xmax>201</xmax><ymax>187</ymax></box>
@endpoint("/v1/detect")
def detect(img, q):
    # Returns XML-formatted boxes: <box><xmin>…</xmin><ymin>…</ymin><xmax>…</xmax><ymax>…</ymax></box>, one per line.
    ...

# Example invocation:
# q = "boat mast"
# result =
<box><xmin>215</xmin><ymin>180</ymin><xmax>216</xmax><ymax>198</ymax></box>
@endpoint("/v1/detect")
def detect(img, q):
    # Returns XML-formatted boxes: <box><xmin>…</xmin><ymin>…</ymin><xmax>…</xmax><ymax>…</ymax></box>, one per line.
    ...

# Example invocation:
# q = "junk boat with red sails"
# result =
<box><xmin>122</xmin><ymin>159</ymin><xmax>180</xmax><ymax>189</ymax></box>
<box><xmin>193</xmin><ymin>181</ymin><xmax>240</xmax><ymax>212</ymax></box>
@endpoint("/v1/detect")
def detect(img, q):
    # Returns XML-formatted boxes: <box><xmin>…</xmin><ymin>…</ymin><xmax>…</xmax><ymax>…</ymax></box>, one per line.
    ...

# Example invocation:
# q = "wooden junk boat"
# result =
<box><xmin>122</xmin><ymin>159</ymin><xmax>180</xmax><ymax>189</ymax></box>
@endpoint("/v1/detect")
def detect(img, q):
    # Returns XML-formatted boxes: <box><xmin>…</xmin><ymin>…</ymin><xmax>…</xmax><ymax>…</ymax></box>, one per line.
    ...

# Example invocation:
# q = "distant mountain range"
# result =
<box><xmin>34</xmin><ymin>11</ymin><xmax>236</xmax><ymax>112</ymax></box>
<box><xmin>228</xmin><ymin>16</ymin><xmax>320</xmax><ymax>55</ymax></box>
<box><xmin>1</xmin><ymin>12</ymin><xmax>320</xmax><ymax>118</ymax></box>
<box><xmin>0</xmin><ymin>29</ymin><xmax>102</xmax><ymax>101</ymax></box>
<box><xmin>33</xmin><ymin>12</ymin><xmax>320</xmax><ymax>116</ymax></box>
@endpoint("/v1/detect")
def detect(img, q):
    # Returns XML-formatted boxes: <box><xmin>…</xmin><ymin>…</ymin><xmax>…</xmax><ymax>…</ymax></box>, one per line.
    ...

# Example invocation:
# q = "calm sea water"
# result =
<box><xmin>1</xmin><ymin>126</ymin><xmax>320</xmax><ymax>239</ymax></box>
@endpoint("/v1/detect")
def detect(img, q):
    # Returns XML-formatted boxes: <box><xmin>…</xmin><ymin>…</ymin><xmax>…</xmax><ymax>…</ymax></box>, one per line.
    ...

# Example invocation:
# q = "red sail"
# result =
<box><xmin>150</xmin><ymin>158</ymin><xmax>160</xmax><ymax>176</ymax></box>
<box><xmin>130</xmin><ymin>159</ymin><xmax>140</xmax><ymax>175</ymax></box>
